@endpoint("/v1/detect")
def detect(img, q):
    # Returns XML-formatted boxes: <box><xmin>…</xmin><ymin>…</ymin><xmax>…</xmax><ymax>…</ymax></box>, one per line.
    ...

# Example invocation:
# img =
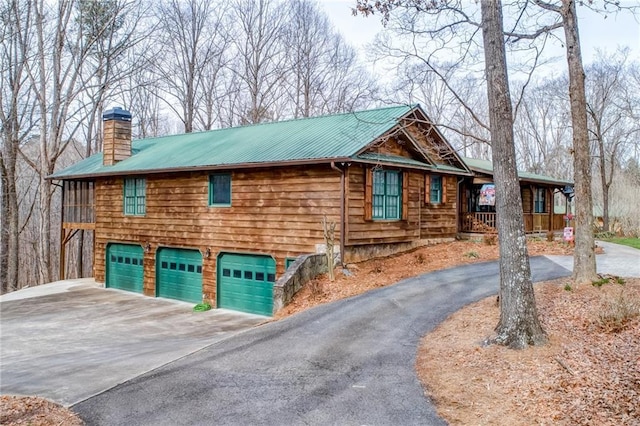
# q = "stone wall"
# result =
<box><xmin>344</xmin><ymin>238</ymin><xmax>455</xmax><ymax>263</ymax></box>
<box><xmin>273</xmin><ymin>253</ymin><xmax>327</xmax><ymax>314</ymax></box>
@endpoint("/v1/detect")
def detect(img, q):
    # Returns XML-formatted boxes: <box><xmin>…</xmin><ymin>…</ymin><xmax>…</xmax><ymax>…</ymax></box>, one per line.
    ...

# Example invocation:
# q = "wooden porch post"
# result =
<box><xmin>59</xmin><ymin>182</ymin><xmax>66</xmax><ymax>281</ymax></box>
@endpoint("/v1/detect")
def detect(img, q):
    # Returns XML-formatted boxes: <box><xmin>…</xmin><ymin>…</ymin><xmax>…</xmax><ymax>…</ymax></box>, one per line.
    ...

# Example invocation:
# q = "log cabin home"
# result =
<box><xmin>50</xmin><ymin>104</ymin><xmax>571</xmax><ymax>316</ymax></box>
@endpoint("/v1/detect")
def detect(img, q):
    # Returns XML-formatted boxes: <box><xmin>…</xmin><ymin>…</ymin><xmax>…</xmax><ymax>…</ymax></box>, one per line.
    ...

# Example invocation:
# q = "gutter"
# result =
<box><xmin>330</xmin><ymin>161</ymin><xmax>346</xmax><ymax>266</ymax></box>
<box><xmin>46</xmin><ymin>157</ymin><xmax>355</xmax><ymax>181</ymax></box>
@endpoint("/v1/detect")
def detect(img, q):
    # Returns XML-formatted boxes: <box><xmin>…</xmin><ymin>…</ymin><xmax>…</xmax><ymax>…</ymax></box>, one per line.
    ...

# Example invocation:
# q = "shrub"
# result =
<box><xmin>415</xmin><ymin>252</ymin><xmax>425</xmax><ymax>264</ymax></box>
<box><xmin>308</xmin><ymin>278</ymin><xmax>324</xmax><ymax>297</ymax></box>
<box><xmin>483</xmin><ymin>234</ymin><xmax>497</xmax><ymax>246</ymax></box>
<box><xmin>546</xmin><ymin>231</ymin><xmax>555</xmax><ymax>242</ymax></box>
<box><xmin>598</xmin><ymin>289</ymin><xmax>640</xmax><ymax>333</ymax></box>
<box><xmin>564</xmin><ymin>283</ymin><xmax>572</xmax><ymax>291</ymax></box>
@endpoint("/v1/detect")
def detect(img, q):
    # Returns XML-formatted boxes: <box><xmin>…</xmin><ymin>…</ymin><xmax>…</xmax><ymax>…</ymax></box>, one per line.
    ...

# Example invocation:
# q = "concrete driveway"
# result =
<box><xmin>72</xmin><ymin>257</ymin><xmax>572</xmax><ymax>425</ymax></box>
<box><xmin>0</xmin><ymin>279</ymin><xmax>266</xmax><ymax>406</ymax></box>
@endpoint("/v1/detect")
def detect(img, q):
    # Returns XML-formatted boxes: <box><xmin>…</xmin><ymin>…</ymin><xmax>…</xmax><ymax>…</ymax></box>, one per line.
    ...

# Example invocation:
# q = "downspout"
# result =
<box><xmin>457</xmin><ymin>177</ymin><xmax>465</xmax><ymax>234</ymax></box>
<box><xmin>331</xmin><ymin>162</ymin><xmax>345</xmax><ymax>265</ymax></box>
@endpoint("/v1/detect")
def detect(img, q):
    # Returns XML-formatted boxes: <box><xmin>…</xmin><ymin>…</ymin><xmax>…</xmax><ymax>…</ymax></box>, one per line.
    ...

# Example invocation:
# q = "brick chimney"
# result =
<box><xmin>102</xmin><ymin>107</ymin><xmax>132</xmax><ymax>166</ymax></box>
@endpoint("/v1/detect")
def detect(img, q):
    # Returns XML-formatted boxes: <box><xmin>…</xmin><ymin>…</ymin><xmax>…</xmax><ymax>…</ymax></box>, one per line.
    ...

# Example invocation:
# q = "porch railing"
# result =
<box><xmin>460</xmin><ymin>212</ymin><xmax>497</xmax><ymax>233</ymax></box>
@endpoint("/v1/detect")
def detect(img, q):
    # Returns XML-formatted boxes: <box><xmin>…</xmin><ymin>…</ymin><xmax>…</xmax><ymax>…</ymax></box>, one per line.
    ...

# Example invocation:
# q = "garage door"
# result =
<box><xmin>217</xmin><ymin>253</ymin><xmax>275</xmax><ymax>316</ymax></box>
<box><xmin>106</xmin><ymin>243</ymin><xmax>144</xmax><ymax>293</ymax></box>
<box><xmin>156</xmin><ymin>248</ymin><xmax>203</xmax><ymax>303</ymax></box>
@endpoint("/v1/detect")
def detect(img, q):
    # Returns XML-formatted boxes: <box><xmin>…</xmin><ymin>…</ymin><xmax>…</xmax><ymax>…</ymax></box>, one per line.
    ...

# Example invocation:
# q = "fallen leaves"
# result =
<box><xmin>0</xmin><ymin>395</ymin><xmax>83</xmax><ymax>426</ymax></box>
<box><xmin>417</xmin><ymin>278</ymin><xmax>640</xmax><ymax>426</ymax></box>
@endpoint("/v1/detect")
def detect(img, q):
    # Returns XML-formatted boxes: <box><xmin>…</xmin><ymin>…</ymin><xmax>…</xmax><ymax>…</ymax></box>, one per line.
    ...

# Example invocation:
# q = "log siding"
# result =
<box><xmin>94</xmin><ymin>166</ymin><xmax>341</xmax><ymax>304</ymax></box>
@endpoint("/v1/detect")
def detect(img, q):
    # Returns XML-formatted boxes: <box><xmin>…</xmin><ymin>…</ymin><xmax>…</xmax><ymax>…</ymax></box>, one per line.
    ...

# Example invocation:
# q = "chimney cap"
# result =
<box><xmin>103</xmin><ymin>107</ymin><xmax>132</xmax><ymax>122</ymax></box>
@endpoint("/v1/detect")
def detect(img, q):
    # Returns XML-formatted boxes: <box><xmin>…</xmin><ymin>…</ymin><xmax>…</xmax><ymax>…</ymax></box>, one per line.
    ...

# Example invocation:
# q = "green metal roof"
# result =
<box><xmin>462</xmin><ymin>157</ymin><xmax>573</xmax><ymax>186</ymax></box>
<box><xmin>51</xmin><ymin>105</ymin><xmax>422</xmax><ymax>179</ymax></box>
<box><xmin>355</xmin><ymin>153</ymin><xmax>470</xmax><ymax>175</ymax></box>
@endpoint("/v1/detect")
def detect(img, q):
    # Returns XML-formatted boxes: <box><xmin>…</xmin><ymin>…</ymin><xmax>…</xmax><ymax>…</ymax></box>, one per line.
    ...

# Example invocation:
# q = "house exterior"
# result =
<box><xmin>459</xmin><ymin>157</ymin><xmax>574</xmax><ymax>234</ymax></box>
<box><xmin>51</xmin><ymin>105</ymin><xmax>474</xmax><ymax>316</ymax></box>
<box><xmin>51</xmin><ymin>105</ymin><xmax>574</xmax><ymax>315</ymax></box>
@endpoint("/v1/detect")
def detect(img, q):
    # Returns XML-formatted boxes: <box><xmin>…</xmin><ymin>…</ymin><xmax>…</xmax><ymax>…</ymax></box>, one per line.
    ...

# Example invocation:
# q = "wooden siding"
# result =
<box><xmin>345</xmin><ymin>165</ymin><xmax>457</xmax><ymax>246</ymax></box>
<box><xmin>346</xmin><ymin>164</ymin><xmax>419</xmax><ymax>245</ymax></box>
<box><xmin>94</xmin><ymin>166</ymin><xmax>341</xmax><ymax>304</ymax></box>
<box><xmin>364</xmin><ymin>137</ymin><xmax>413</xmax><ymax>158</ymax></box>
<box><xmin>421</xmin><ymin>175</ymin><xmax>458</xmax><ymax>238</ymax></box>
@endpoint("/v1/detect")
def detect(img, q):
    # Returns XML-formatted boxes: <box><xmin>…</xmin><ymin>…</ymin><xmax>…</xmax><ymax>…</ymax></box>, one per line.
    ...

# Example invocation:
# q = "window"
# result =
<box><xmin>430</xmin><ymin>176</ymin><xmax>443</xmax><ymax>204</ymax></box>
<box><xmin>372</xmin><ymin>169</ymin><xmax>402</xmax><ymax>220</ymax></box>
<box><xmin>285</xmin><ymin>258</ymin><xmax>296</xmax><ymax>269</ymax></box>
<box><xmin>124</xmin><ymin>178</ymin><xmax>146</xmax><ymax>215</ymax></box>
<box><xmin>553</xmin><ymin>190</ymin><xmax>566</xmax><ymax>214</ymax></box>
<box><xmin>209</xmin><ymin>173</ymin><xmax>231</xmax><ymax>206</ymax></box>
<box><xmin>534</xmin><ymin>188</ymin><xmax>546</xmax><ymax>213</ymax></box>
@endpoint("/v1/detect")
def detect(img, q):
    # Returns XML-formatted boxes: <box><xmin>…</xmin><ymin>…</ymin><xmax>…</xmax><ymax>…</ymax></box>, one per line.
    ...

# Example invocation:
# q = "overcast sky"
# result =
<box><xmin>319</xmin><ymin>0</ymin><xmax>640</xmax><ymax>74</ymax></box>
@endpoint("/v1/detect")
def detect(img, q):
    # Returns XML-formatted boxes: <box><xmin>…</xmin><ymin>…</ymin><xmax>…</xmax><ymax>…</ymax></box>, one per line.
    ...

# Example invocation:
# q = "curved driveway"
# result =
<box><xmin>73</xmin><ymin>256</ymin><xmax>571</xmax><ymax>425</ymax></box>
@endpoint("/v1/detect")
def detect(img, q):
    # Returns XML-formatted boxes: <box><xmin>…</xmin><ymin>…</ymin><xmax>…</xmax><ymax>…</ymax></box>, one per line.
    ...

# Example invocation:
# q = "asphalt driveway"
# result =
<box><xmin>72</xmin><ymin>257</ymin><xmax>572</xmax><ymax>425</ymax></box>
<box><xmin>0</xmin><ymin>279</ymin><xmax>266</xmax><ymax>406</ymax></box>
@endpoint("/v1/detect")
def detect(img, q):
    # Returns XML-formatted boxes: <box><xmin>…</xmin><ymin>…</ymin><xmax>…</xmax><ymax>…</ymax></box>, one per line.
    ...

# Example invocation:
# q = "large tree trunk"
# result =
<box><xmin>562</xmin><ymin>0</ymin><xmax>597</xmax><ymax>283</ymax></box>
<box><xmin>481</xmin><ymin>0</ymin><xmax>546</xmax><ymax>348</ymax></box>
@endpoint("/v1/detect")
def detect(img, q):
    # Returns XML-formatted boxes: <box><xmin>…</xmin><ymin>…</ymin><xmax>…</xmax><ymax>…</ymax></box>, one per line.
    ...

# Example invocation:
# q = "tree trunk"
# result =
<box><xmin>562</xmin><ymin>0</ymin><xmax>597</xmax><ymax>283</ymax></box>
<box><xmin>481</xmin><ymin>0</ymin><xmax>546</xmax><ymax>348</ymax></box>
<box><xmin>0</xmin><ymin>155</ymin><xmax>19</xmax><ymax>293</ymax></box>
<box><xmin>600</xmin><ymin>151</ymin><xmax>609</xmax><ymax>232</ymax></box>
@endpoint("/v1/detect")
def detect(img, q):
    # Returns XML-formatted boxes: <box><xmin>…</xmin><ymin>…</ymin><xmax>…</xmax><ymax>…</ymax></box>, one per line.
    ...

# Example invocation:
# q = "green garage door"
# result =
<box><xmin>106</xmin><ymin>243</ymin><xmax>144</xmax><ymax>293</ymax></box>
<box><xmin>156</xmin><ymin>248</ymin><xmax>203</xmax><ymax>303</ymax></box>
<box><xmin>217</xmin><ymin>253</ymin><xmax>276</xmax><ymax>316</ymax></box>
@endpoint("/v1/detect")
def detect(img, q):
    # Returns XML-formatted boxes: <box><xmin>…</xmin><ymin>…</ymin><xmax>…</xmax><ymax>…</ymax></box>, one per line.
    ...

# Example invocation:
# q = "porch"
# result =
<box><xmin>459</xmin><ymin>212</ymin><xmax>567</xmax><ymax>234</ymax></box>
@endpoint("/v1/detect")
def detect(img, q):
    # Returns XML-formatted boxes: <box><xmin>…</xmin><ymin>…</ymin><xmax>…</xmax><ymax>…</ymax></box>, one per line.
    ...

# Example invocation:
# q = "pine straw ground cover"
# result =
<box><xmin>417</xmin><ymin>277</ymin><xmax>640</xmax><ymax>426</ymax></box>
<box><xmin>275</xmin><ymin>238</ymin><xmax>575</xmax><ymax>318</ymax></box>
<box><xmin>0</xmin><ymin>396</ymin><xmax>83</xmax><ymax>426</ymax></box>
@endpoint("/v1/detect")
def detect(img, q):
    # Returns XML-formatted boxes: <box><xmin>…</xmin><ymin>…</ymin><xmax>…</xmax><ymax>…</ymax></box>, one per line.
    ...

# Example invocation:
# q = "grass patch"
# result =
<box><xmin>593</xmin><ymin>277</ymin><xmax>611</xmax><ymax>287</ymax></box>
<box><xmin>600</xmin><ymin>237</ymin><xmax>640</xmax><ymax>250</ymax></box>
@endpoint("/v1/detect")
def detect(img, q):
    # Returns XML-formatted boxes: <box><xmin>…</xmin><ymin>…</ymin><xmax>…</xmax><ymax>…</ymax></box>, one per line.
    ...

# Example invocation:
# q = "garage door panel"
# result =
<box><xmin>218</xmin><ymin>254</ymin><xmax>275</xmax><ymax>316</ymax></box>
<box><xmin>157</xmin><ymin>249</ymin><xmax>202</xmax><ymax>303</ymax></box>
<box><xmin>106</xmin><ymin>244</ymin><xmax>144</xmax><ymax>293</ymax></box>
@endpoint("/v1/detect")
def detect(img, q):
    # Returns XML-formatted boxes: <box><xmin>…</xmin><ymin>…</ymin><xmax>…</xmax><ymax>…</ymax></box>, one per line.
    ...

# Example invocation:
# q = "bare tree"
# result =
<box><xmin>0</xmin><ymin>0</ymin><xmax>35</xmax><ymax>292</ymax></box>
<box><xmin>512</xmin><ymin>76</ymin><xmax>573</xmax><ymax>179</ymax></box>
<box><xmin>231</xmin><ymin>0</ymin><xmax>287</xmax><ymax>124</ymax></box>
<box><xmin>586</xmin><ymin>49</ymin><xmax>639</xmax><ymax>232</ymax></box>
<box><xmin>532</xmin><ymin>0</ymin><xmax>599</xmax><ymax>283</ymax></box>
<box><xmin>355</xmin><ymin>0</ymin><xmax>547</xmax><ymax>348</ymax></box>
<box><xmin>154</xmin><ymin>0</ymin><xmax>229</xmax><ymax>133</ymax></box>
<box><xmin>283</xmin><ymin>0</ymin><xmax>377</xmax><ymax>118</ymax></box>
<box><xmin>481</xmin><ymin>0</ymin><xmax>546</xmax><ymax>347</ymax></box>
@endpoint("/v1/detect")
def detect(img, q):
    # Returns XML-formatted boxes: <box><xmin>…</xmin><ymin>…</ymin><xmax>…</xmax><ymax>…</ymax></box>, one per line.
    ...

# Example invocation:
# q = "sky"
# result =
<box><xmin>319</xmin><ymin>0</ymin><xmax>640</xmax><ymax>74</ymax></box>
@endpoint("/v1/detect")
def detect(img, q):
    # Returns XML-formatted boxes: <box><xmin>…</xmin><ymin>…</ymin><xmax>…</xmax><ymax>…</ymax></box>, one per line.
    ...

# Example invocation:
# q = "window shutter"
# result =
<box><xmin>442</xmin><ymin>176</ymin><xmax>447</xmax><ymax>204</ymax></box>
<box><xmin>402</xmin><ymin>171</ymin><xmax>409</xmax><ymax>220</ymax></box>
<box><xmin>424</xmin><ymin>174</ymin><xmax>430</xmax><ymax>204</ymax></box>
<box><xmin>364</xmin><ymin>168</ymin><xmax>372</xmax><ymax>221</ymax></box>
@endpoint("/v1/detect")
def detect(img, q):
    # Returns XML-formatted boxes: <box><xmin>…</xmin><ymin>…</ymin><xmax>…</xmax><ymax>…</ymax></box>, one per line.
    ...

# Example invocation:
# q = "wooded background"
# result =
<box><xmin>1</xmin><ymin>0</ymin><xmax>639</xmax><ymax>293</ymax></box>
